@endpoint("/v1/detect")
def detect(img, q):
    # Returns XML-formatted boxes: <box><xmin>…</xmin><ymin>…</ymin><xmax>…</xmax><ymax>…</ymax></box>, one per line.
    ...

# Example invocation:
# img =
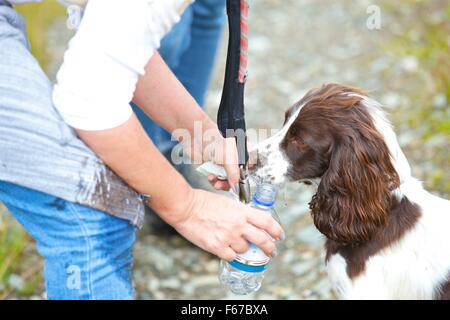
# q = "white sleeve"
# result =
<box><xmin>53</xmin><ymin>0</ymin><xmax>194</xmax><ymax>131</ymax></box>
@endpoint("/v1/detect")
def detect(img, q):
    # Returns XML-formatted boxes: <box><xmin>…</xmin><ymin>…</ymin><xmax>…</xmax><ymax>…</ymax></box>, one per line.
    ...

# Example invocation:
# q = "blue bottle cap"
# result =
<box><xmin>229</xmin><ymin>260</ymin><xmax>268</xmax><ymax>273</ymax></box>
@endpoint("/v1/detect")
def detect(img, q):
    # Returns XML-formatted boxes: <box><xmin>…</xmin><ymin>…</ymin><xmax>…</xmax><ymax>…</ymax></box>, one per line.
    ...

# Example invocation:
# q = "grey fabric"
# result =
<box><xmin>0</xmin><ymin>4</ymin><xmax>144</xmax><ymax>227</ymax></box>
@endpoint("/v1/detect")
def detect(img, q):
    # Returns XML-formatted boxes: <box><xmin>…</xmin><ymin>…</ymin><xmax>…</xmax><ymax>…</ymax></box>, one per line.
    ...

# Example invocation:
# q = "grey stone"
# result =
<box><xmin>296</xmin><ymin>225</ymin><xmax>325</xmax><ymax>246</ymax></box>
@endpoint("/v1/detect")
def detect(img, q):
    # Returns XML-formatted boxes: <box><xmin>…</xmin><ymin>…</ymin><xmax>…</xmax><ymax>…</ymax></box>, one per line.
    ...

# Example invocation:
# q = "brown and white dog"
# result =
<box><xmin>253</xmin><ymin>83</ymin><xmax>450</xmax><ymax>299</ymax></box>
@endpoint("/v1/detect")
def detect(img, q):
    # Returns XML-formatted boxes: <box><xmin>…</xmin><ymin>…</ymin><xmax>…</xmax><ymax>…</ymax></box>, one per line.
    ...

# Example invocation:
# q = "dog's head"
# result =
<box><xmin>253</xmin><ymin>83</ymin><xmax>409</xmax><ymax>243</ymax></box>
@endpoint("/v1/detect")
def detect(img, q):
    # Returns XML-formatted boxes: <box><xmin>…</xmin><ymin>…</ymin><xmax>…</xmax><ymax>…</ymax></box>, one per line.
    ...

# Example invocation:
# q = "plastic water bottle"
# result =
<box><xmin>219</xmin><ymin>183</ymin><xmax>280</xmax><ymax>295</ymax></box>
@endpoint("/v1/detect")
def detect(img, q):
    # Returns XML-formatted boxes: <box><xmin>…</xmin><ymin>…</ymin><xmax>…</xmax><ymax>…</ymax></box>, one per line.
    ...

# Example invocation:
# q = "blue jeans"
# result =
<box><xmin>0</xmin><ymin>181</ymin><xmax>136</xmax><ymax>300</ymax></box>
<box><xmin>133</xmin><ymin>0</ymin><xmax>226</xmax><ymax>154</ymax></box>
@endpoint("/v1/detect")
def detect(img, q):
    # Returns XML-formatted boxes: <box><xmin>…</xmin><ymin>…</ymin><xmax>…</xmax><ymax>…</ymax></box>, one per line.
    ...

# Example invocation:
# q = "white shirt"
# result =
<box><xmin>11</xmin><ymin>0</ymin><xmax>194</xmax><ymax>130</ymax></box>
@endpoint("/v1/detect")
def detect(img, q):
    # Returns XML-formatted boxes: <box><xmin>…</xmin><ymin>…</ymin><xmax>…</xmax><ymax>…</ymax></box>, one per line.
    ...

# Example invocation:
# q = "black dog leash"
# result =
<box><xmin>217</xmin><ymin>0</ymin><xmax>251</xmax><ymax>203</ymax></box>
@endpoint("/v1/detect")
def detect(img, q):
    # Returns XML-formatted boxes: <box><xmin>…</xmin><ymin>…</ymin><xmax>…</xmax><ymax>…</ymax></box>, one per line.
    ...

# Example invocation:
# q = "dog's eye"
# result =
<box><xmin>289</xmin><ymin>127</ymin><xmax>307</xmax><ymax>146</ymax></box>
<box><xmin>290</xmin><ymin>127</ymin><xmax>299</xmax><ymax>137</ymax></box>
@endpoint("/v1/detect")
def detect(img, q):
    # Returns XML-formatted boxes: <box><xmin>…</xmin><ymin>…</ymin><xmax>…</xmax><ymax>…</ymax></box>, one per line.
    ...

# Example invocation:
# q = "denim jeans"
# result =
<box><xmin>133</xmin><ymin>0</ymin><xmax>226</xmax><ymax>154</ymax></box>
<box><xmin>0</xmin><ymin>181</ymin><xmax>136</xmax><ymax>300</ymax></box>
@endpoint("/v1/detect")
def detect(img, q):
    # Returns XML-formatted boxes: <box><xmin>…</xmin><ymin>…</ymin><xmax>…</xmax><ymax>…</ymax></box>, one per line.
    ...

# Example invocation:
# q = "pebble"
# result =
<box><xmin>146</xmin><ymin>278</ymin><xmax>160</xmax><ymax>292</ymax></box>
<box><xmin>204</xmin><ymin>260</ymin><xmax>219</xmax><ymax>274</ymax></box>
<box><xmin>145</xmin><ymin>248</ymin><xmax>174</xmax><ymax>272</ymax></box>
<box><xmin>291</xmin><ymin>260</ymin><xmax>319</xmax><ymax>277</ymax></box>
<box><xmin>8</xmin><ymin>274</ymin><xmax>25</xmax><ymax>291</ymax></box>
<box><xmin>160</xmin><ymin>278</ymin><xmax>181</xmax><ymax>290</ymax></box>
<box><xmin>295</xmin><ymin>225</ymin><xmax>325</xmax><ymax>246</ymax></box>
<box><xmin>191</xmin><ymin>275</ymin><xmax>220</xmax><ymax>288</ymax></box>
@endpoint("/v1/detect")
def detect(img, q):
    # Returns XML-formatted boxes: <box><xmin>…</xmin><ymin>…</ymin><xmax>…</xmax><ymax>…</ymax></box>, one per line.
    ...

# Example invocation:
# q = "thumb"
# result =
<box><xmin>223</xmin><ymin>138</ymin><xmax>240</xmax><ymax>192</ymax></box>
<box><xmin>217</xmin><ymin>247</ymin><xmax>237</xmax><ymax>261</ymax></box>
<box><xmin>223</xmin><ymin>162</ymin><xmax>240</xmax><ymax>193</ymax></box>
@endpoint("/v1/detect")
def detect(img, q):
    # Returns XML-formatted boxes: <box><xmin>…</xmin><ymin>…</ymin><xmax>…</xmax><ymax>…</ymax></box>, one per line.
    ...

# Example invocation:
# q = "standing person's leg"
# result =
<box><xmin>171</xmin><ymin>0</ymin><xmax>227</xmax><ymax>107</ymax></box>
<box><xmin>0</xmin><ymin>181</ymin><xmax>136</xmax><ymax>300</ymax></box>
<box><xmin>132</xmin><ymin>0</ymin><xmax>226</xmax><ymax>155</ymax></box>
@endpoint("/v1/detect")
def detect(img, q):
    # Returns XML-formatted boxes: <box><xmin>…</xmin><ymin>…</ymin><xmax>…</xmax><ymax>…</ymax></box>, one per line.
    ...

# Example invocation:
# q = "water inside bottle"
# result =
<box><xmin>218</xmin><ymin>183</ymin><xmax>279</xmax><ymax>295</ymax></box>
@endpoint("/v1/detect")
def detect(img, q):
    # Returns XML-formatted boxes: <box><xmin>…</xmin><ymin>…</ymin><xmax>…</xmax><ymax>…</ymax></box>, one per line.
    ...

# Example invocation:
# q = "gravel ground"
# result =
<box><xmin>1</xmin><ymin>0</ymin><xmax>448</xmax><ymax>300</ymax></box>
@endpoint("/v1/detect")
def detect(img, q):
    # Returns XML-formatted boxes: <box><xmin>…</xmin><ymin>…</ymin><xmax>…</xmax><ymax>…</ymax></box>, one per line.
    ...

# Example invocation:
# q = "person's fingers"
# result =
<box><xmin>242</xmin><ymin>224</ymin><xmax>277</xmax><ymax>258</ymax></box>
<box><xmin>246</xmin><ymin>210</ymin><xmax>284</xmax><ymax>241</ymax></box>
<box><xmin>248</xmin><ymin>150</ymin><xmax>257</xmax><ymax>169</ymax></box>
<box><xmin>247</xmin><ymin>141</ymin><xmax>258</xmax><ymax>168</ymax></box>
<box><xmin>207</xmin><ymin>175</ymin><xmax>231</xmax><ymax>191</ymax></box>
<box><xmin>230</xmin><ymin>239</ymin><xmax>250</xmax><ymax>254</ymax></box>
<box><xmin>223</xmin><ymin>137</ymin><xmax>240</xmax><ymax>189</ymax></box>
<box><xmin>213</xmin><ymin>180</ymin><xmax>230</xmax><ymax>191</ymax></box>
<box><xmin>223</xmin><ymin>165</ymin><xmax>239</xmax><ymax>193</ymax></box>
<box><xmin>224</xmin><ymin>170</ymin><xmax>239</xmax><ymax>187</ymax></box>
<box><xmin>216</xmin><ymin>246</ymin><xmax>237</xmax><ymax>261</ymax></box>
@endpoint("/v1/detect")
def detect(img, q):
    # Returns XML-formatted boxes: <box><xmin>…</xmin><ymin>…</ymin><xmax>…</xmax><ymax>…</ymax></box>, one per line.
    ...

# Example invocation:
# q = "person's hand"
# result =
<box><xmin>205</xmin><ymin>135</ymin><xmax>239</xmax><ymax>192</ymax></box>
<box><xmin>170</xmin><ymin>189</ymin><xmax>284</xmax><ymax>261</ymax></box>
<box><xmin>204</xmin><ymin>133</ymin><xmax>239</xmax><ymax>192</ymax></box>
<box><xmin>203</xmin><ymin>133</ymin><xmax>257</xmax><ymax>193</ymax></box>
<box><xmin>186</xmin><ymin>125</ymin><xmax>240</xmax><ymax>192</ymax></box>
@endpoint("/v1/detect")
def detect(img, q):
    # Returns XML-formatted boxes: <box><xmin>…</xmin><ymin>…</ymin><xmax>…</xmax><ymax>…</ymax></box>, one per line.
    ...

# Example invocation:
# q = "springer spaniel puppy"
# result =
<box><xmin>253</xmin><ymin>83</ymin><xmax>450</xmax><ymax>299</ymax></box>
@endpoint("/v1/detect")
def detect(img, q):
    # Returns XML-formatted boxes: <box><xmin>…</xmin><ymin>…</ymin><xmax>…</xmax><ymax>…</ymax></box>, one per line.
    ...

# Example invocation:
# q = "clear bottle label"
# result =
<box><xmin>230</xmin><ymin>184</ymin><xmax>278</xmax><ymax>270</ymax></box>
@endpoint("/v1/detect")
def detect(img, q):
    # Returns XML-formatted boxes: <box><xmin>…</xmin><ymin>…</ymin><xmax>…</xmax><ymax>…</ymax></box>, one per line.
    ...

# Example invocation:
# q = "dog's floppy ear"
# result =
<box><xmin>309</xmin><ymin>122</ymin><xmax>399</xmax><ymax>243</ymax></box>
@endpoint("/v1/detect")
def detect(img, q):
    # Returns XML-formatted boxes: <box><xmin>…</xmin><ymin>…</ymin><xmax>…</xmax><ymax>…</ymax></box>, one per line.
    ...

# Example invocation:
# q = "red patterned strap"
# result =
<box><xmin>238</xmin><ymin>0</ymin><xmax>249</xmax><ymax>83</ymax></box>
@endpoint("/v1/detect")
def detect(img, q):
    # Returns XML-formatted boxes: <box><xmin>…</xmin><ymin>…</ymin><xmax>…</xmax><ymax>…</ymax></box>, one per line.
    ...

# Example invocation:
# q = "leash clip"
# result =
<box><xmin>239</xmin><ymin>165</ymin><xmax>251</xmax><ymax>204</ymax></box>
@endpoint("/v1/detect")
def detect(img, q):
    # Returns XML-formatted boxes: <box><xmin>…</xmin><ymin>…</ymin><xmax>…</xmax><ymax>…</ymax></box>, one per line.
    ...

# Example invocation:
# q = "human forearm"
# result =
<box><xmin>133</xmin><ymin>53</ymin><xmax>240</xmax><ymax>186</ymax></box>
<box><xmin>75</xmin><ymin>113</ymin><xmax>193</xmax><ymax>224</ymax></box>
